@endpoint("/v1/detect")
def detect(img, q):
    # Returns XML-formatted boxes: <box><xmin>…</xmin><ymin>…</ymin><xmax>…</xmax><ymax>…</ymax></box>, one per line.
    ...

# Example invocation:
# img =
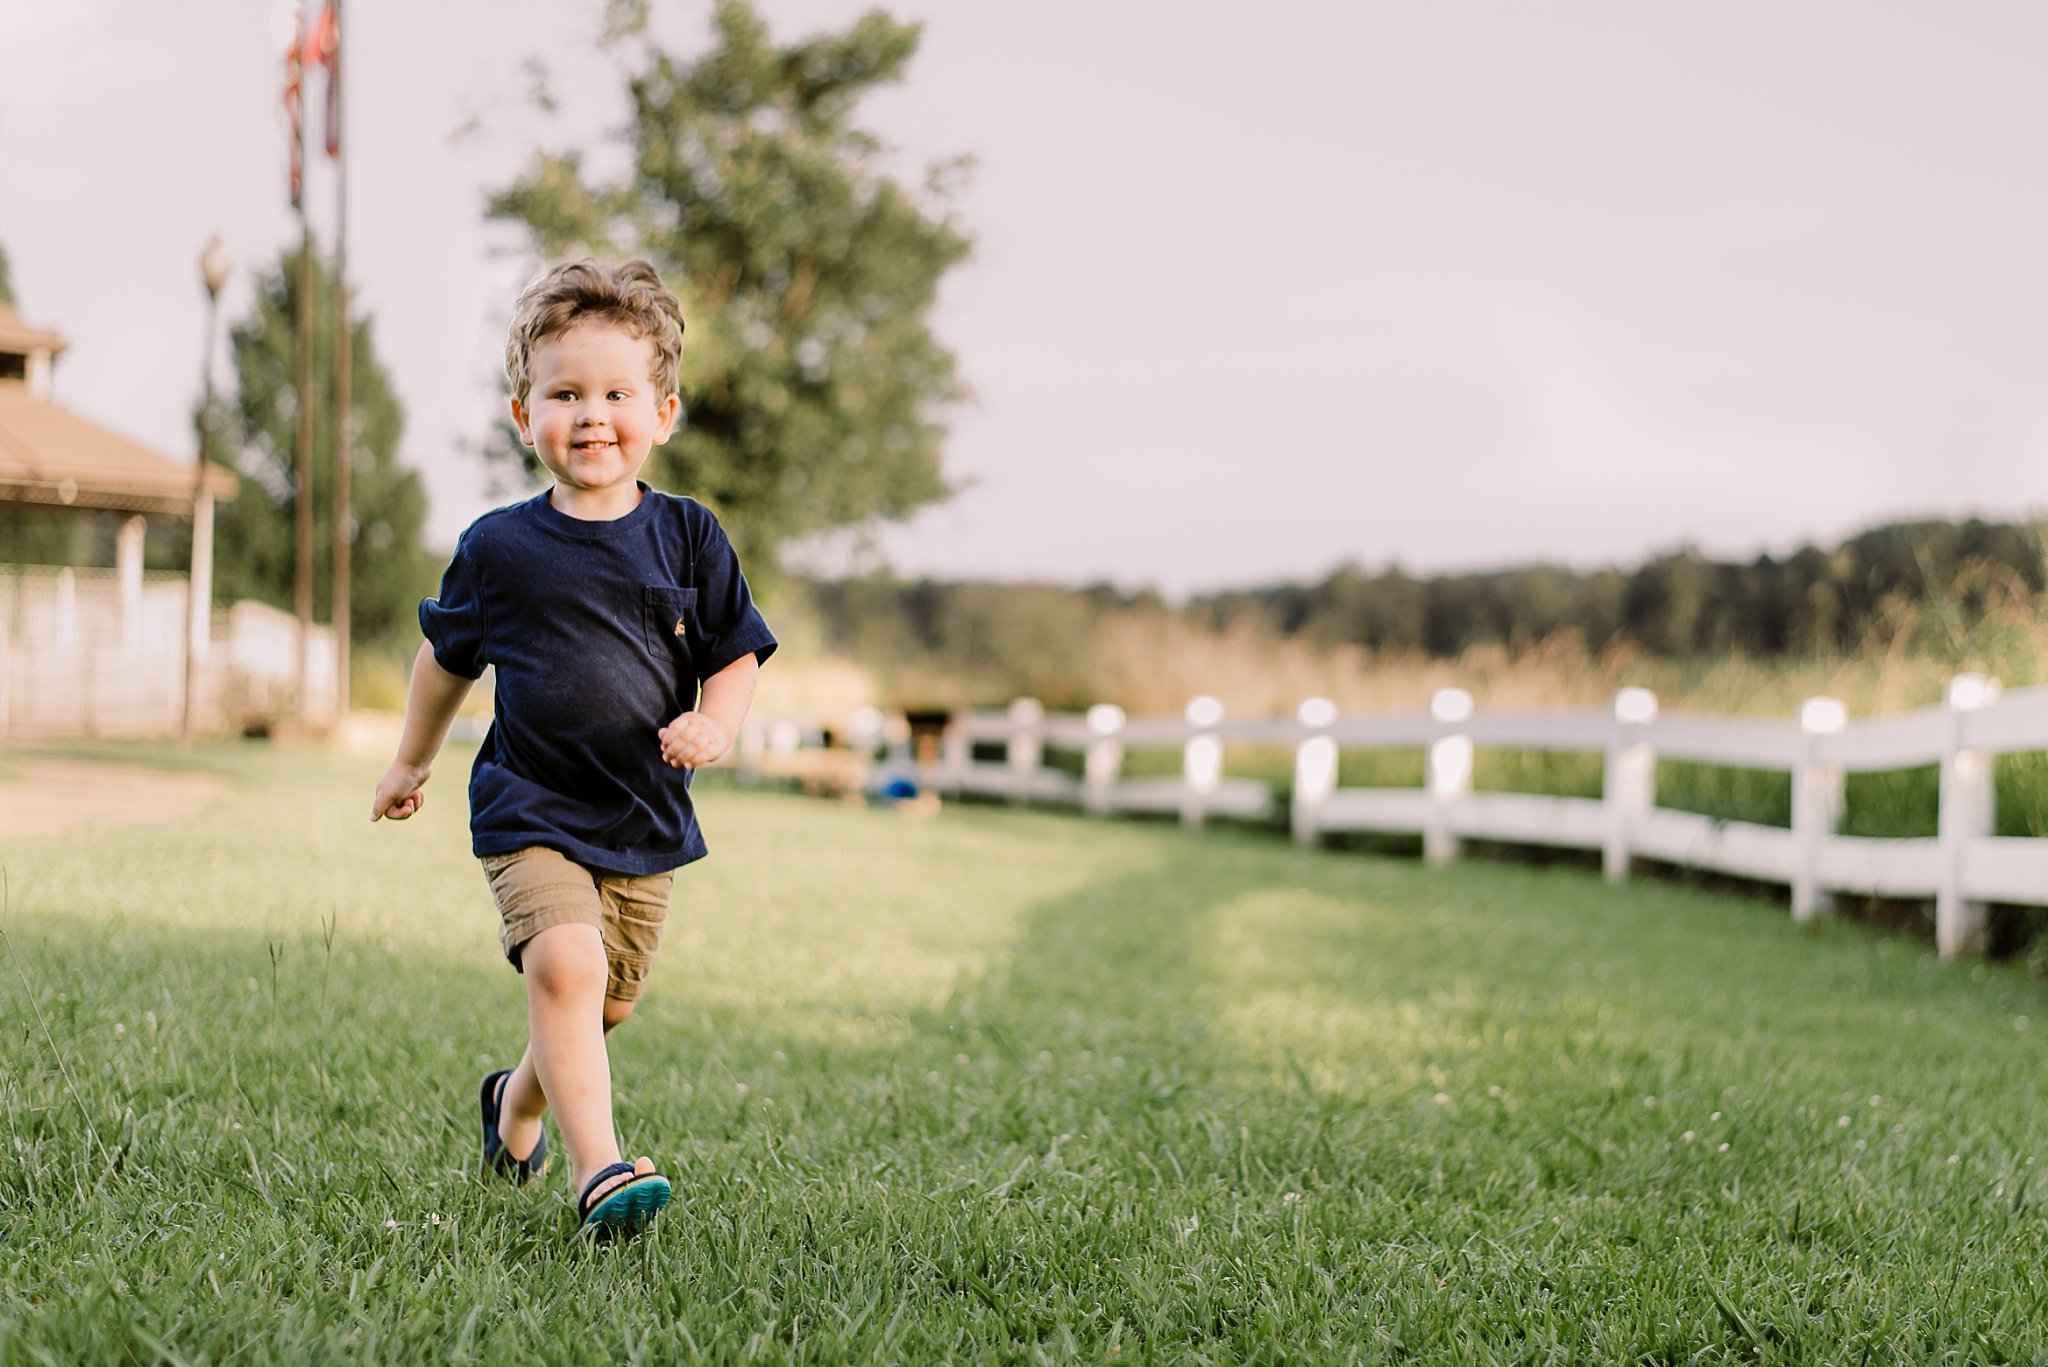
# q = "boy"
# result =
<box><xmin>371</xmin><ymin>259</ymin><xmax>775</xmax><ymax>1238</ymax></box>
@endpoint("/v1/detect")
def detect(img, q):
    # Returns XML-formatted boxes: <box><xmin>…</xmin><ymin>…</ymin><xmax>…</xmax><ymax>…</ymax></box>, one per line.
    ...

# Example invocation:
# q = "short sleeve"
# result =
<box><xmin>692</xmin><ymin>516</ymin><xmax>777</xmax><ymax>681</ymax></box>
<box><xmin>419</xmin><ymin>532</ymin><xmax>489</xmax><ymax>680</ymax></box>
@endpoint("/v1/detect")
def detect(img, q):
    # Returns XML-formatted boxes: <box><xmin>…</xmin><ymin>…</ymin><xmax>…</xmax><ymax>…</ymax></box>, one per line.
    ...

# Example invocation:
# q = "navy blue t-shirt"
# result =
<box><xmin>419</xmin><ymin>485</ymin><xmax>777</xmax><ymax>875</ymax></box>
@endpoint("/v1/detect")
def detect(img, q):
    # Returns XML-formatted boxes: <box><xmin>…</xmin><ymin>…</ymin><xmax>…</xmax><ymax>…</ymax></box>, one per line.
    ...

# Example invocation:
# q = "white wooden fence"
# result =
<box><xmin>0</xmin><ymin>564</ymin><xmax>336</xmax><ymax>738</ymax></box>
<box><xmin>925</xmin><ymin>679</ymin><xmax>2048</xmax><ymax>959</ymax></box>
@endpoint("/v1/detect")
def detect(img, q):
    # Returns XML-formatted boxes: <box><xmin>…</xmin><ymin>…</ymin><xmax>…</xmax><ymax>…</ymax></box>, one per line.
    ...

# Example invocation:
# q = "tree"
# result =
<box><xmin>0</xmin><ymin>237</ymin><xmax>14</xmax><ymax>306</ymax></box>
<box><xmin>487</xmin><ymin>0</ymin><xmax>971</xmax><ymax>575</ymax></box>
<box><xmin>211</xmin><ymin>247</ymin><xmax>435</xmax><ymax>653</ymax></box>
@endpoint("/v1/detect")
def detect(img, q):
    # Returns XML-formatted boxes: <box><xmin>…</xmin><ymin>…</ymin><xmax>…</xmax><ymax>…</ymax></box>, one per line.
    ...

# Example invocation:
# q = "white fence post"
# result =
<box><xmin>117</xmin><ymin>515</ymin><xmax>146</xmax><ymax>653</ymax></box>
<box><xmin>1603</xmin><ymin>687</ymin><xmax>1658</xmax><ymax>883</ymax></box>
<box><xmin>55</xmin><ymin>568</ymin><xmax>77</xmax><ymax>654</ymax></box>
<box><xmin>1937</xmin><ymin>673</ymin><xmax>2000</xmax><ymax>957</ymax></box>
<box><xmin>1426</xmin><ymin>688</ymin><xmax>1473</xmax><ymax>867</ymax></box>
<box><xmin>1181</xmin><ymin>695</ymin><xmax>1225</xmax><ymax>828</ymax></box>
<box><xmin>1084</xmin><ymin>703</ymin><xmax>1126</xmax><ymax>817</ymax></box>
<box><xmin>1792</xmin><ymin>696</ymin><xmax>1847</xmax><ymax>920</ymax></box>
<box><xmin>768</xmin><ymin>719</ymin><xmax>802</xmax><ymax>767</ymax></box>
<box><xmin>847</xmin><ymin>705</ymin><xmax>886</xmax><ymax>757</ymax></box>
<box><xmin>736</xmin><ymin>718</ymin><xmax>766</xmax><ymax>783</ymax></box>
<box><xmin>1007</xmin><ymin>697</ymin><xmax>1044</xmax><ymax>805</ymax></box>
<box><xmin>0</xmin><ymin>569</ymin><xmax>12</xmax><ymax>740</ymax></box>
<box><xmin>1292</xmin><ymin>696</ymin><xmax>1339</xmax><ymax>845</ymax></box>
<box><xmin>941</xmin><ymin>714</ymin><xmax>970</xmax><ymax>793</ymax></box>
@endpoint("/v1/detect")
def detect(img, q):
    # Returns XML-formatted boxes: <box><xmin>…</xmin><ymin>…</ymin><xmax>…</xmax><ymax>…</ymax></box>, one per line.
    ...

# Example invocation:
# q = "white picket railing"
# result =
<box><xmin>0</xmin><ymin>564</ymin><xmax>338</xmax><ymax>738</ymax></box>
<box><xmin>925</xmin><ymin>677</ymin><xmax>2048</xmax><ymax>959</ymax></box>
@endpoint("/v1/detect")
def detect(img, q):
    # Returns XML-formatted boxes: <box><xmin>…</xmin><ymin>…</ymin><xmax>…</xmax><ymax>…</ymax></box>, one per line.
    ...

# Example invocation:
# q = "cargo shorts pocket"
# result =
<box><xmin>599</xmin><ymin>871</ymin><xmax>672</xmax><ymax>1003</ymax></box>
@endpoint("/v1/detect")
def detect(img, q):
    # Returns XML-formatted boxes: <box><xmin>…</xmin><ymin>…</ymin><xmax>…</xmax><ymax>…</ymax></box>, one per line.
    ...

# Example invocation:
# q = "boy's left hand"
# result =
<box><xmin>659</xmin><ymin>711</ymin><xmax>732</xmax><ymax>769</ymax></box>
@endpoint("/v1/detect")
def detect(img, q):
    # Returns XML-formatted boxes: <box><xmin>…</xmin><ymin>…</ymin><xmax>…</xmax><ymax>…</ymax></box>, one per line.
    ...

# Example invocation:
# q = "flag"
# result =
<box><xmin>283</xmin><ymin>10</ymin><xmax>303</xmax><ymax>207</ymax></box>
<box><xmin>309</xmin><ymin>3</ymin><xmax>341</xmax><ymax>158</ymax></box>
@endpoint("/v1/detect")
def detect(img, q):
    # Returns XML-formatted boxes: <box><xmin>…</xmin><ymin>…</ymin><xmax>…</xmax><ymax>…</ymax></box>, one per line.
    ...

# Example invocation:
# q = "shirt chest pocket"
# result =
<box><xmin>641</xmin><ymin>585</ymin><xmax>699</xmax><ymax>662</ymax></box>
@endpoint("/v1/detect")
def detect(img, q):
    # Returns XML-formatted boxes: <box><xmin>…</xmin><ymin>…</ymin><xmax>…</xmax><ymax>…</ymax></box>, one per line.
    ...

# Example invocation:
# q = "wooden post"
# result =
<box><xmin>331</xmin><ymin>0</ymin><xmax>352</xmax><ymax>720</ymax></box>
<box><xmin>1006</xmin><ymin>697</ymin><xmax>1043</xmax><ymax>805</ymax></box>
<box><xmin>184</xmin><ymin>487</ymin><xmax>215</xmax><ymax>733</ymax></box>
<box><xmin>1292</xmin><ymin>697</ymin><xmax>1338</xmax><ymax>845</ymax></box>
<box><xmin>1181</xmin><ymin>695</ymin><xmax>1224</xmax><ymax>828</ymax></box>
<box><xmin>1083</xmin><ymin>703</ymin><xmax>1125</xmax><ymax>817</ymax></box>
<box><xmin>1792</xmin><ymin>696</ymin><xmax>1847</xmax><ymax>920</ymax></box>
<box><xmin>187</xmin><ymin>237</ymin><xmax>228</xmax><ymax>744</ymax></box>
<box><xmin>1425</xmin><ymin>688</ymin><xmax>1473</xmax><ymax>867</ymax></box>
<box><xmin>1603</xmin><ymin>687</ymin><xmax>1658</xmax><ymax>883</ymax></box>
<box><xmin>1937</xmin><ymin>673</ymin><xmax>1999</xmax><ymax>957</ymax></box>
<box><xmin>293</xmin><ymin>229</ymin><xmax>315</xmax><ymax>723</ymax></box>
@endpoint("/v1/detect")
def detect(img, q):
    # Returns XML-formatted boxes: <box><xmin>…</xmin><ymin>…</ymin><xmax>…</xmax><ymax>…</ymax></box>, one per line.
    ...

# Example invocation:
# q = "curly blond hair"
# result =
<box><xmin>504</xmin><ymin>259</ymin><xmax>685</xmax><ymax>403</ymax></box>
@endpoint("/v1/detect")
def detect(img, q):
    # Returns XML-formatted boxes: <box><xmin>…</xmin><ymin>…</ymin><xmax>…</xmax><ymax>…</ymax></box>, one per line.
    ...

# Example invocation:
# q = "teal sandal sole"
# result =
<box><xmin>579</xmin><ymin>1173</ymin><xmax>672</xmax><ymax>1239</ymax></box>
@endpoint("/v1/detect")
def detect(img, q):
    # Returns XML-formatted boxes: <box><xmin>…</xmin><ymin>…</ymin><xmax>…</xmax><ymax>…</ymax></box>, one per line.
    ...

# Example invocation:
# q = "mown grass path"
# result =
<box><xmin>3</xmin><ymin>743</ymin><xmax>2046</xmax><ymax>1364</ymax></box>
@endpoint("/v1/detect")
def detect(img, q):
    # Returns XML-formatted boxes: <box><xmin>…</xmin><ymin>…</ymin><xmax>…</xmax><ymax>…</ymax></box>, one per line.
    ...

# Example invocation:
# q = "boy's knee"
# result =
<box><xmin>521</xmin><ymin>923</ymin><xmax>607</xmax><ymax>1000</ymax></box>
<box><xmin>602</xmin><ymin>997</ymin><xmax>635</xmax><ymax>1033</ymax></box>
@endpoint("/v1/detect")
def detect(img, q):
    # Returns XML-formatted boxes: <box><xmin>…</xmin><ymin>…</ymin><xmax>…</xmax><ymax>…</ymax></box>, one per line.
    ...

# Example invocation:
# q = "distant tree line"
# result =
<box><xmin>1189</xmin><ymin>520</ymin><xmax>2047</xmax><ymax>658</ymax></box>
<box><xmin>808</xmin><ymin>518</ymin><xmax>2048</xmax><ymax>708</ymax></box>
<box><xmin>808</xmin><ymin>578</ymin><xmax>1149</xmax><ymax>708</ymax></box>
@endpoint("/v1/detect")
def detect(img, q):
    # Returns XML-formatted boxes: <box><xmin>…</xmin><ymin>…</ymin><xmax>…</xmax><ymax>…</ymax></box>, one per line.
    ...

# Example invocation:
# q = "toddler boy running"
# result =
<box><xmin>371</xmin><ymin>259</ymin><xmax>775</xmax><ymax>1238</ymax></box>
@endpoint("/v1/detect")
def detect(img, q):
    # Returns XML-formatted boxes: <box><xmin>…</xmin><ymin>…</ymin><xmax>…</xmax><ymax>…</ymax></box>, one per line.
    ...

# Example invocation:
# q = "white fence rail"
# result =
<box><xmin>0</xmin><ymin>565</ymin><xmax>336</xmax><ymax>738</ymax></box>
<box><xmin>916</xmin><ymin>678</ymin><xmax>2048</xmax><ymax>959</ymax></box>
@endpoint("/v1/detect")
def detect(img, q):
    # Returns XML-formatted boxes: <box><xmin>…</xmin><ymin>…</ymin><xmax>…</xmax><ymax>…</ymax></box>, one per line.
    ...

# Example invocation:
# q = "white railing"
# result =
<box><xmin>924</xmin><ymin>678</ymin><xmax>2048</xmax><ymax>958</ymax></box>
<box><xmin>0</xmin><ymin>565</ymin><xmax>336</xmax><ymax>738</ymax></box>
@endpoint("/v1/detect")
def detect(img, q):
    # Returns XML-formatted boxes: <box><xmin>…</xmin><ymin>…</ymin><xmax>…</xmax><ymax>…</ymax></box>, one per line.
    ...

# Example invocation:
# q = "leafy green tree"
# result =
<box><xmin>211</xmin><ymin>247</ymin><xmax>435</xmax><ymax>652</ymax></box>
<box><xmin>487</xmin><ymin>0</ymin><xmax>971</xmax><ymax>574</ymax></box>
<box><xmin>0</xmin><ymin>237</ymin><xmax>14</xmax><ymax>306</ymax></box>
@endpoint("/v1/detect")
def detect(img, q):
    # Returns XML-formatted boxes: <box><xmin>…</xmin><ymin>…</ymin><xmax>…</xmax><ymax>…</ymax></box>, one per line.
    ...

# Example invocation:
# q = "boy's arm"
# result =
<box><xmin>658</xmin><ymin>652</ymin><xmax>761</xmax><ymax>770</ymax></box>
<box><xmin>371</xmin><ymin>642</ymin><xmax>476</xmax><ymax>820</ymax></box>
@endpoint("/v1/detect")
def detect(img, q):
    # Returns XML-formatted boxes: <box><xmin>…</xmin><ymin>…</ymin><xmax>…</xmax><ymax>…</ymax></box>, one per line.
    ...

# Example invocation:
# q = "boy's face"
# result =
<box><xmin>512</xmin><ymin>322</ymin><xmax>681</xmax><ymax>518</ymax></box>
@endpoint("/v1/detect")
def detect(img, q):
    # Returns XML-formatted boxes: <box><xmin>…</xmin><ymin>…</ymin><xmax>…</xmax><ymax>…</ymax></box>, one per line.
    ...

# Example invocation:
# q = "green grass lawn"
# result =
<box><xmin>3</xmin><ymin>743</ymin><xmax>2047</xmax><ymax>1364</ymax></box>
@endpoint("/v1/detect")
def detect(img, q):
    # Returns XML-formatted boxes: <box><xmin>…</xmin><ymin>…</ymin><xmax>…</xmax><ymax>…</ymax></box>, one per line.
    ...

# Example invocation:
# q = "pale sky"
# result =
<box><xmin>3</xmin><ymin>0</ymin><xmax>2046</xmax><ymax>597</ymax></box>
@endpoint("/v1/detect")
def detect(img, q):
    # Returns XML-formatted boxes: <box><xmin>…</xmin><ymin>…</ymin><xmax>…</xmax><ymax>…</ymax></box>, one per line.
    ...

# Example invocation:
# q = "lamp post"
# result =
<box><xmin>183</xmin><ymin>235</ymin><xmax>230</xmax><ymax>743</ymax></box>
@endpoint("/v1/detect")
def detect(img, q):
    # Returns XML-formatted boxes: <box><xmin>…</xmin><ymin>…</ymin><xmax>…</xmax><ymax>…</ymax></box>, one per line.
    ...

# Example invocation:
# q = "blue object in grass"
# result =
<box><xmin>870</xmin><ymin>768</ymin><xmax>922</xmax><ymax>804</ymax></box>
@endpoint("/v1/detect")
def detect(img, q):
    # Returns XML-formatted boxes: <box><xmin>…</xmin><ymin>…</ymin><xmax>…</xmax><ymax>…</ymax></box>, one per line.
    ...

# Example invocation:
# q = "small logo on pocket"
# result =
<box><xmin>673</xmin><ymin>618</ymin><xmax>687</xmax><ymax>638</ymax></box>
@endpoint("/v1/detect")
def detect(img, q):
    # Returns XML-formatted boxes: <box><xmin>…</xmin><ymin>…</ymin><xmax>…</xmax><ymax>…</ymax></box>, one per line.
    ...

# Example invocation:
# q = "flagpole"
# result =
<box><xmin>292</xmin><ymin>4</ymin><xmax>316</xmax><ymax>725</ymax></box>
<box><xmin>330</xmin><ymin>0</ymin><xmax>351</xmax><ymax>720</ymax></box>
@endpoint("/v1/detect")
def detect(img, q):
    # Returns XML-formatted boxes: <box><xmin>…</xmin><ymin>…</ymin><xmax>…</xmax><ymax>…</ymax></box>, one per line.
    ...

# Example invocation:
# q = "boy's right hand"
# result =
<box><xmin>371</xmin><ymin>760</ymin><xmax>433</xmax><ymax>822</ymax></box>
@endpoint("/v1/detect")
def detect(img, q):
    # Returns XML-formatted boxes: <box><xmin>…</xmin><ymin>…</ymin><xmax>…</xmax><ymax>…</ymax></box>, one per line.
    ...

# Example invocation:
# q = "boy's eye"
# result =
<box><xmin>607</xmin><ymin>390</ymin><xmax>630</xmax><ymax>402</ymax></box>
<box><xmin>551</xmin><ymin>390</ymin><xmax>576</xmax><ymax>401</ymax></box>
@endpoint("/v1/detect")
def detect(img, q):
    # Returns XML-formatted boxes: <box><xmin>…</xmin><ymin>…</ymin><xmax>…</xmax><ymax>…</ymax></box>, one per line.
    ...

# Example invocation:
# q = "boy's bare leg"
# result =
<box><xmin>496</xmin><ymin>1049</ymin><xmax>548</xmax><ymax>1162</ymax></box>
<box><xmin>511</xmin><ymin>922</ymin><xmax>655</xmax><ymax>1203</ymax></box>
<box><xmin>498</xmin><ymin>999</ymin><xmax>637</xmax><ymax>1157</ymax></box>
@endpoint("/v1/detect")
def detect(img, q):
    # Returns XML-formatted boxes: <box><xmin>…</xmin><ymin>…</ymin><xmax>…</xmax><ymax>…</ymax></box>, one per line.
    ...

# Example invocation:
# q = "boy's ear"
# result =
<box><xmin>654</xmin><ymin>393</ymin><xmax>682</xmax><ymax>442</ymax></box>
<box><xmin>510</xmin><ymin>396</ymin><xmax>534</xmax><ymax>446</ymax></box>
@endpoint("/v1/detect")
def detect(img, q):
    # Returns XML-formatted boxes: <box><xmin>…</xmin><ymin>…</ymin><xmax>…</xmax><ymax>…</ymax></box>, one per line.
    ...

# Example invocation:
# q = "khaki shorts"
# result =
<box><xmin>480</xmin><ymin>846</ymin><xmax>674</xmax><ymax>1003</ymax></box>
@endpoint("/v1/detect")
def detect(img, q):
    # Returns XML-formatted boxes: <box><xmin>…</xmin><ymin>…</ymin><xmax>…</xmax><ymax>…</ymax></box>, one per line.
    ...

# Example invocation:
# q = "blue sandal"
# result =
<box><xmin>479</xmin><ymin>1069</ymin><xmax>550</xmax><ymax>1183</ymax></box>
<box><xmin>577</xmin><ymin>1162</ymin><xmax>672</xmax><ymax>1239</ymax></box>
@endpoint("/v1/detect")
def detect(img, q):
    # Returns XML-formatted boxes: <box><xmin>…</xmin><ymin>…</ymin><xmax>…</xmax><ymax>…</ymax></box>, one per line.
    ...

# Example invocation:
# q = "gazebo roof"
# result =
<box><xmin>0</xmin><ymin>298</ymin><xmax>66</xmax><ymax>358</ymax></box>
<box><xmin>0</xmin><ymin>379</ymin><xmax>236</xmax><ymax>516</ymax></box>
